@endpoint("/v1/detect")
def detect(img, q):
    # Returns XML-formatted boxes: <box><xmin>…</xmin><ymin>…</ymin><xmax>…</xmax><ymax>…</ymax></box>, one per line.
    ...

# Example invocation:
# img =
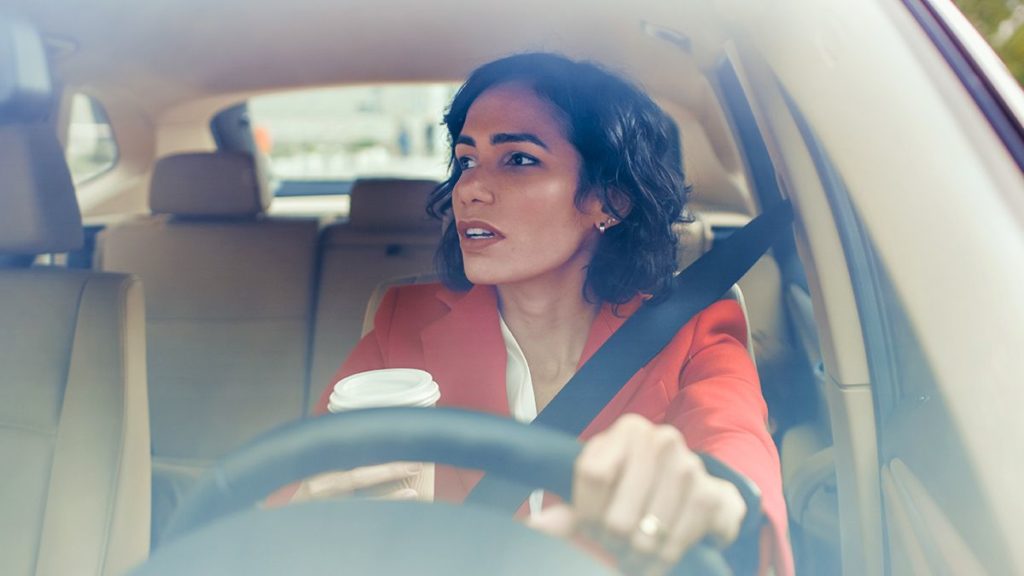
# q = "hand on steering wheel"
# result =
<box><xmin>153</xmin><ymin>408</ymin><xmax>740</xmax><ymax>576</ymax></box>
<box><xmin>528</xmin><ymin>414</ymin><xmax>747</xmax><ymax>575</ymax></box>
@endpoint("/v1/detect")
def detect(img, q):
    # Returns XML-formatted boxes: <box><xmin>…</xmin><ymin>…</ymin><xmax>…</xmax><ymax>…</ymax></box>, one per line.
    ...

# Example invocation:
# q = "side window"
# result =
<box><xmin>953</xmin><ymin>0</ymin><xmax>1024</xmax><ymax>85</ymax></box>
<box><xmin>65</xmin><ymin>93</ymin><xmax>118</xmax><ymax>184</ymax></box>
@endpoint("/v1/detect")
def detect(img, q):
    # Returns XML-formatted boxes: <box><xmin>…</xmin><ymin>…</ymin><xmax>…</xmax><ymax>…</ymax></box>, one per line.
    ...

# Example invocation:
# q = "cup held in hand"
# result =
<box><xmin>327</xmin><ymin>369</ymin><xmax>441</xmax><ymax>499</ymax></box>
<box><xmin>328</xmin><ymin>368</ymin><xmax>440</xmax><ymax>411</ymax></box>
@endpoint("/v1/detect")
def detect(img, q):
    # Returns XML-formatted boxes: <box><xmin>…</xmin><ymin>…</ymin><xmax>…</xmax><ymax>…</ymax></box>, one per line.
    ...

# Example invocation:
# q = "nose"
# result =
<box><xmin>453</xmin><ymin>170</ymin><xmax>495</xmax><ymax>207</ymax></box>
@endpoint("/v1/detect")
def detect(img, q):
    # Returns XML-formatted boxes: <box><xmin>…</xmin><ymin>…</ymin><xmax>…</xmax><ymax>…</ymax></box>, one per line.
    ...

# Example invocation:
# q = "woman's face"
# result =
<box><xmin>452</xmin><ymin>83</ymin><xmax>605</xmax><ymax>289</ymax></box>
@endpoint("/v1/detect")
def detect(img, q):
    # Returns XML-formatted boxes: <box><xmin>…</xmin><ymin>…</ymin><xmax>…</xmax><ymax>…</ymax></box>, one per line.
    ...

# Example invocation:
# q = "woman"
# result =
<box><xmin>308</xmin><ymin>53</ymin><xmax>791</xmax><ymax>575</ymax></box>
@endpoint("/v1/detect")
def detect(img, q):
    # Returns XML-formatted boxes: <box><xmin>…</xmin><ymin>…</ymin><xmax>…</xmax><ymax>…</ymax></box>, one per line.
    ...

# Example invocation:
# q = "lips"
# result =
<box><xmin>457</xmin><ymin>220</ymin><xmax>505</xmax><ymax>240</ymax></box>
<box><xmin>457</xmin><ymin>220</ymin><xmax>505</xmax><ymax>250</ymax></box>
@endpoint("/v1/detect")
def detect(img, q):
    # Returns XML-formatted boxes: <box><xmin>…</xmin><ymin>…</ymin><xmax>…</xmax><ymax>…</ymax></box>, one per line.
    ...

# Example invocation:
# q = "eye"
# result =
<box><xmin>457</xmin><ymin>155</ymin><xmax>477</xmax><ymax>170</ymax></box>
<box><xmin>507</xmin><ymin>152</ymin><xmax>539</xmax><ymax>167</ymax></box>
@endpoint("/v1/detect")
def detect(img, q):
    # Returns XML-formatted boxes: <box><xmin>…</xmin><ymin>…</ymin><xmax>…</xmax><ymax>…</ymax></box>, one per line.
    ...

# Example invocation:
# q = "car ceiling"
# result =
<box><xmin>6</xmin><ymin>0</ymin><xmax>767</xmax><ymax>215</ymax></box>
<box><xmin>7</xmin><ymin>0</ymin><xmax>738</xmax><ymax>116</ymax></box>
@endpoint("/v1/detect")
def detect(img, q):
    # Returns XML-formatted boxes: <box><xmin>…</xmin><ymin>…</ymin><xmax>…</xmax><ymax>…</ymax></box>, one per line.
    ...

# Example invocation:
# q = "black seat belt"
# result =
<box><xmin>464</xmin><ymin>200</ymin><xmax>794</xmax><ymax>512</ymax></box>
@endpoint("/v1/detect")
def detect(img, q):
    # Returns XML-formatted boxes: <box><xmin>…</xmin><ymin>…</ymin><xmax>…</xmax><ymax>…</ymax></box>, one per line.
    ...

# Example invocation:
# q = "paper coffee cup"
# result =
<box><xmin>328</xmin><ymin>368</ymin><xmax>440</xmax><ymax>412</ymax></box>
<box><xmin>327</xmin><ymin>368</ymin><xmax>440</xmax><ymax>499</ymax></box>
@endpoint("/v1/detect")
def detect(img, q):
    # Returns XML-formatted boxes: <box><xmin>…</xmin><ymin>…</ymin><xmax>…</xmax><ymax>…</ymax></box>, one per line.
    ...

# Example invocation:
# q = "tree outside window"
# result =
<box><xmin>955</xmin><ymin>0</ymin><xmax>1024</xmax><ymax>84</ymax></box>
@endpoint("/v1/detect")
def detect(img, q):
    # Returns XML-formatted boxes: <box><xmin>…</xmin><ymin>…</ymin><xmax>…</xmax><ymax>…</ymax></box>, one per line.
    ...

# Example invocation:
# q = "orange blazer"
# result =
<box><xmin>316</xmin><ymin>283</ymin><xmax>792</xmax><ymax>575</ymax></box>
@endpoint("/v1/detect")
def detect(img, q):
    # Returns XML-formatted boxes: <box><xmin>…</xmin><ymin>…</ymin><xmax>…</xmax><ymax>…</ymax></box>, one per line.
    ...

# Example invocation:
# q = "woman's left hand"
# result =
<box><xmin>528</xmin><ymin>414</ymin><xmax>747</xmax><ymax>575</ymax></box>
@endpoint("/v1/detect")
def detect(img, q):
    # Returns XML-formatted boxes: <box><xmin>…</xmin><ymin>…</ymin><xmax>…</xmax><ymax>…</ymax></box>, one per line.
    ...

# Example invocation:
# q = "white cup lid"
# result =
<box><xmin>328</xmin><ymin>368</ymin><xmax>440</xmax><ymax>411</ymax></box>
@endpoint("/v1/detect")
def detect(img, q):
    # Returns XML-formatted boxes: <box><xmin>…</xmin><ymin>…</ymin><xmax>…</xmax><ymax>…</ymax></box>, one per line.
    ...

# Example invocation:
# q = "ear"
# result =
<box><xmin>602</xmin><ymin>188</ymin><xmax>632</xmax><ymax>223</ymax></box>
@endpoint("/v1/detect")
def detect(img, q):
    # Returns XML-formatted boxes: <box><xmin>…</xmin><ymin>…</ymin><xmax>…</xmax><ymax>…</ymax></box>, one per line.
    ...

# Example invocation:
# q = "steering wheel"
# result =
<box><xmin>132</xmin><ymin>407</ymin><xmax>730</xmax><ymax>575</ymax></box>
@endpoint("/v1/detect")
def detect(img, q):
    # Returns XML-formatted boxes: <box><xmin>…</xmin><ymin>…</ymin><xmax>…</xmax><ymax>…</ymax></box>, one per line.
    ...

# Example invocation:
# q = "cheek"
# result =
<box><xmin>516</xmin><ymin>194</ymin><xmax>595</xmax><ymax>253</ymax></box>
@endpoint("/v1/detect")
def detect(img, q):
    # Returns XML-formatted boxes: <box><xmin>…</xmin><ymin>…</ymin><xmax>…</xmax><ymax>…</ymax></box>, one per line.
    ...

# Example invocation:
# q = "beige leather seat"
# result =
<box><xmin>96</xmin><ymin>152</ymin><xmax>318</xmax><ymax>540</ymax></box>
<box><xmin>0</xmin><ymin>124</ymin><xmax>150</xmax><ymax>575</ymax></box>
<box><xmin>307</xmin><ymin>178</ymin><xmax>440</xmax><ymax>405</ymax></box>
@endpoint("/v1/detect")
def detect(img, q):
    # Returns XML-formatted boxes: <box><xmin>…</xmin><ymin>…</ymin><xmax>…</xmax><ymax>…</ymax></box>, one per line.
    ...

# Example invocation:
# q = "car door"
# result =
<box><xmin>716</xmin><ymin>0</ymin><xmax>1024</xmax><ymax>573</ymax></box>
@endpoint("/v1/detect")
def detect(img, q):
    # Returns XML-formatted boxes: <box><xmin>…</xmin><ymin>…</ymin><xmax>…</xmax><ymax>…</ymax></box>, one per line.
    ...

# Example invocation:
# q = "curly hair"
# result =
<box><xmin>427</xmin><ymin>52</ymin><xmax>690</xmax><ymax>304</ymax></box>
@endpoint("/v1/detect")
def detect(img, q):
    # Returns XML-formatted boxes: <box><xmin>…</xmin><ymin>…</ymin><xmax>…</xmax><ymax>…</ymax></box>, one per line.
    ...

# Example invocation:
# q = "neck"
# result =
<box><xmin>496</xmin><ymin>267</ymin><xmax>599</xmax><ymax>390</ymax></box>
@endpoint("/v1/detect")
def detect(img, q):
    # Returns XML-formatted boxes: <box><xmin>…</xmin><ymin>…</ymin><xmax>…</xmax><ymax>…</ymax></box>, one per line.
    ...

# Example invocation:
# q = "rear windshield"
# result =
<box><xmin>248</xmin><ymin>84</ymin><xmax>459</xmax><ymax>182</ymax></box>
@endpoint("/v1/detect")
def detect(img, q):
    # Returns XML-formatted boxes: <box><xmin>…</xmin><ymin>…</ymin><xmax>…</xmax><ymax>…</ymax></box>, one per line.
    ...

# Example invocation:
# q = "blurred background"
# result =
<box><xmin>955</xmin><ymin>0</ymin><xmax>1024</xmax><ymax>83</ymax></box>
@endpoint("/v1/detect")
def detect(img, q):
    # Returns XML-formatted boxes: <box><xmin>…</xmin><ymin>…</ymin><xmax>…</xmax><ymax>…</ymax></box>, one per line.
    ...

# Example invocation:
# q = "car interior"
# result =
<box><xmin>0</xmin><ymin>24</ymin><xmax>151</xmax><ymax>574</ymax></box>
<box><xmin>2</xmin><ymin>0</ymin><xmax>1022</xmax><ymax>574</ymax></box>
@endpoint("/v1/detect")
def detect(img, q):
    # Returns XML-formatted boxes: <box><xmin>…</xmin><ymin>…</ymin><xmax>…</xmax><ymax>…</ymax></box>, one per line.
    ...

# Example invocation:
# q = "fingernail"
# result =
<box><xmin>405</xmin><ymin>463</ymin><xmax>423</xmax><ymax>474</ymax></box>
<box><xmin>395</xmin><ymin>488</ymin><xmax>418</xmax><ymax>499</ymax></box>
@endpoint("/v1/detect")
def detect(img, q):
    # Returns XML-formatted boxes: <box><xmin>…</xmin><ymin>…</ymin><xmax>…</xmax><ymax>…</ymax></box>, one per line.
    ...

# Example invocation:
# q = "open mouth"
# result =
<box><xmin>457</xmin><ymin>221</ymin><xmax>504</xmax><ymax>242</ymax></box>
<box><xmin>464</xmin><ymin>227</ymin><xmax>497</xmax><ymax>239</ymax></box>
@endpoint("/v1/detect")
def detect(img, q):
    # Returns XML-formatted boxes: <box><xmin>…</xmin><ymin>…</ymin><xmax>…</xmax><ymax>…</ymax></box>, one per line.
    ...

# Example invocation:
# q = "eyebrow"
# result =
<box><xmin>454</xmin><ymin>133</ymin><xmax>549</xmax><ymax>150</ymax></box>
<box><xmin>492</xmin><ymin>132</ymin><xmax>549</xmax><ymax>150</ymax></box>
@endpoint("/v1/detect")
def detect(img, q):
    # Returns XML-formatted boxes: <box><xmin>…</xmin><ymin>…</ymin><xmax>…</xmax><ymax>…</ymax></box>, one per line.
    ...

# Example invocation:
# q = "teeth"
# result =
<box><xmin>465</xmin><ymin>227</ymin><xmax>496</xmax><ymax>239</ymax></box>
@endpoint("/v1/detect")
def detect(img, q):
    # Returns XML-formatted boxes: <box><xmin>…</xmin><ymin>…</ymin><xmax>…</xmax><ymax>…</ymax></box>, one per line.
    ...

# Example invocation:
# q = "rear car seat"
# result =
<box><xmin>0</xmin><ymin>124</ymin><xmax>150</xmax><ymax>575</ymax></box>
<box><xmin>307</xmin><ymin>178</ymin><xmax>440</xmax><ymax>406</ymax></box>
<box><xmin>95</xmin><ymin>151</ymin><xmax>318</xmax><ymax>541</ymax></box>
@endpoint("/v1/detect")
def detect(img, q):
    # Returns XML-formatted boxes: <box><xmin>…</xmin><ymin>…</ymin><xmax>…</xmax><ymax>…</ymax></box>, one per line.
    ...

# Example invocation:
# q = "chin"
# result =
<box><xmin>463</xmin><ymin>269</ymin><xmax>508</xmax><ymax>287</ymax></box>
<box><xmin>462</xmin><ymin>261</ymin><xmax>522</xmax><ymax>287</ymax></box>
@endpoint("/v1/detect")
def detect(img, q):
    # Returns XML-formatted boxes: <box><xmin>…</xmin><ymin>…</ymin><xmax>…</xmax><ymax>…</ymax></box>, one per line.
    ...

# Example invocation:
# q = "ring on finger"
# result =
<box><xmin>638</xmin><ymin>513</ymin><xmax>667</xmax><ymax>541</ymax></box>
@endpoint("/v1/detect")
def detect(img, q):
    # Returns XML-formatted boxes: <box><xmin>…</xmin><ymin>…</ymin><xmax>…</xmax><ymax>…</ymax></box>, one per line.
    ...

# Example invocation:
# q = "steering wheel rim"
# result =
<box><xmin>159</xmin><ymin>407</ymin><xmax>730</xmax><ymax>575</ymax></box>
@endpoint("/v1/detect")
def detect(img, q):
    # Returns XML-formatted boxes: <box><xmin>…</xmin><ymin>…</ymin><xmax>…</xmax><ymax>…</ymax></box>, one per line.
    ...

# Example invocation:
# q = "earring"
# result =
<box><xmin>597</xmin><ymin>221</ymin><xmax>607</xmax><ymax>233</ymax></box>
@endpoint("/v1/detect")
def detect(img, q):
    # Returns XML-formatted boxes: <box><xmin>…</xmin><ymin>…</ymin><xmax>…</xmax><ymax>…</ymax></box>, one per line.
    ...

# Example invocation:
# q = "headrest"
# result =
<box><xmin>0</xmin><ymin>17</ymin><xmax>53</xmax><ymax>124</ymax></box>
<box><xmin>674</xmin><ymin>210</ymin><xmax>714</xmax><ymax>271</ymax></box>
<box><xmin>150</xmin><ymin>152</ymin><xmax>271</xmax><ymax>217</ymax></box>
<box><xmin>346</xmin><ymin>179</ymin><xmax>439</xmax><ymax>232</ymax></box>
<box><xmin>0</xmin><ymin>124</ymin><xmax>83</xmax><ymax>255</ymax></box>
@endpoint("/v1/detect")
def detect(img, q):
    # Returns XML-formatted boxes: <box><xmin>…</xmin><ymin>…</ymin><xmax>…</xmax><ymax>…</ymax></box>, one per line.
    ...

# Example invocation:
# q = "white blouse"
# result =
<box><xmin>498</xmin><ymin>314</ymin><xmax>545</xmax><ymax>518</ymax></box>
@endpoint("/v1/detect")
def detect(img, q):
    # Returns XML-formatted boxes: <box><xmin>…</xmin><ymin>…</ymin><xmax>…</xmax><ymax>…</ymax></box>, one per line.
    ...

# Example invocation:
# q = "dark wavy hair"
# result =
<box><xmin>427</xmin><ymin>52</ymin><xmax>690</xmax><ymax>304</ymax></box>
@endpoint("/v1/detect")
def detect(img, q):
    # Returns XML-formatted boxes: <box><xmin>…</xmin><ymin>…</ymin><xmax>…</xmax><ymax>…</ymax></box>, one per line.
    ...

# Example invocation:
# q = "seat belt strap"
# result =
<box><xmin>464</xmin><ymin>200</ymin><xmax>794</xmax><ymax>512</ymax></box>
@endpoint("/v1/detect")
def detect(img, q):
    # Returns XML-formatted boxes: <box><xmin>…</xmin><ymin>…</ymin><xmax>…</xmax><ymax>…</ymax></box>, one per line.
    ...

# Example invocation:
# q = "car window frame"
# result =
<box><xmin>904</xmin><ymin>0</ymin><xmax>1024</xmax><ymax>172</ymax></box>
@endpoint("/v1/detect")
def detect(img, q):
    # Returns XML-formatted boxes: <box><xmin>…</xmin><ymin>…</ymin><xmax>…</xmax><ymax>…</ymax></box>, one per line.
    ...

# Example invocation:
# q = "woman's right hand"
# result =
<box><xmin>290</xmin><ymin>462</ymin><xmax>423</xmax><ymax>502</ymax></box>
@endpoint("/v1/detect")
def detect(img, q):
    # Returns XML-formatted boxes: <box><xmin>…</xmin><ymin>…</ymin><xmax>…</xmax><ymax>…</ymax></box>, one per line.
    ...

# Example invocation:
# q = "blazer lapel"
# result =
<box><xmin>420</xmin><ymin>285</ymin><xmax>509</xmax><ymax>498</ymax></box>
<box><xmin>577</xmin><ymin>297</ymin><xmax>645</xmax><ymax>368</ymax></box>
<box><xmin>420</xmin><ymin>284</ymin><xmax>509</xmax><ymax>416</ymax></box>
<box><xmin>419</xmin><ymin>288</ymin><xmax>647</xmax><ymax>497</ymax></box>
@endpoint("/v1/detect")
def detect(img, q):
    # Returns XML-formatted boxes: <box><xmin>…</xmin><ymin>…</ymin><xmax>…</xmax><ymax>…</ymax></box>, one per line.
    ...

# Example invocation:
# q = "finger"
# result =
<box><xmin>661</xmin><ymin>475</ymin><xmax>747</xmax><ymax>564</ymax></box>
<box><xmin>601</xmin><ymin>419</ymin><xmax>669</xmax><ymax>540</ymax></box>
<box><xmin>367</xmin><ymin>488</ymin><xmax>419</xmax><ymax>501</ymax></box>
<box><xmin>573</xmin><ymin>418</ymin><xmax>636</xmax><ymax>525</ymax></box>
<box><xmin>629</xmin><ymin>437</ymin><xmax>697</xmax><ymax>555</ymax></box>
<box><xmin>706</xmin><ymin>480</ymin><xmax>746</xmax><ymax>546</ymax></box>
<box><xmin>660</xmin><ymin>478</ymin><xmax>718</xmax><ymax>565</ymax></box>
<box><xmin>526</xmin><ymin>503</ymin><xmax>578</xmax><ymax>538</ymax></box>
<box><xmin>305</xmin><ymin>462</ymin><xmax>422</xmax><ymax>497</ymax></box>
<box><xmin>353</xmin><ymin>478</ymin><xmax>418</xmax><ymax>499</ymax></box>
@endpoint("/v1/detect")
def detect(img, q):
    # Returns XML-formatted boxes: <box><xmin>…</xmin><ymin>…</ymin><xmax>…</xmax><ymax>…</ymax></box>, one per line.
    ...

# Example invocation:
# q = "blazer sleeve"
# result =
<box><xmin>265</xmin><ymin>288</ymin><xmax>401</xmax><ymax>506</ymax></box>
<box><xmin>313</xmin><ymin>287</ymin><xmax>399</xmax><ymax>414</ymax></box>
<box><xmin>664</xmin><ymin>300</ymin><xmax>793</xmax><ymax>576</ymax></box>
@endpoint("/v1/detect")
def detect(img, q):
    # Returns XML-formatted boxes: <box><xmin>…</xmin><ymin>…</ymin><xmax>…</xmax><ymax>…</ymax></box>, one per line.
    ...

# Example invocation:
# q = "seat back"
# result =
<box><xmin>0</xmin><ymin>123</ymin><xmax>150</xmax><ymax>575</ymax></box>
<box><xmin>307</xmin><ymin>179</ymin><xmax>440</xmax><ymax>405</ymax></box>
<box><xmin>96</xmin><ymin>151</ymin><xmax>318</xmax><ymax>540</ymax></box>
